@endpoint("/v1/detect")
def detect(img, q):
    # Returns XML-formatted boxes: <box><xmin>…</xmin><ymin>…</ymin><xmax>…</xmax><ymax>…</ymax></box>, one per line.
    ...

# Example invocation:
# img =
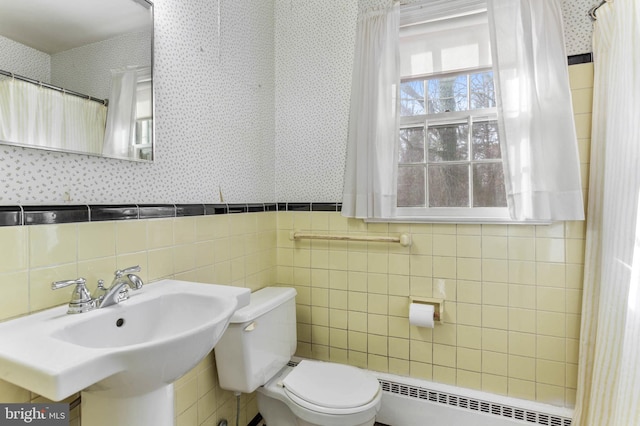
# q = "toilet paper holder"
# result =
<box><xmin>409</xmin><ymin>297</ymin><xmax>444</xmax><ymax>322</ymax></box>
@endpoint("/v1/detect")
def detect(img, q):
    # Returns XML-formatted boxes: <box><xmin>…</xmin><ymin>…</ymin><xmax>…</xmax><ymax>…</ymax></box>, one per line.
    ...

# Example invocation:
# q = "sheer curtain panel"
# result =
<box><xmin>103</xmin><ymin>67</ymin><xmax>139</xmax><ymax>158</ymax></box>
<box><xmin>0</xmin><ymin>79</ymin><xmax>106</xmax><ymax>154</ymax></box>
<box><xmin>341</xmin><ymin>0</ymin><xmax>400</xmax><ymax>219</ymax></box>
<box><xmin>488</xmin><ymin>0</ymin><xmax>584</xmax><ymax>221</ymax></box>
<box><xmin>574</xmin><ymin>1</ymin><xmax>640</xmax><ymax>424</ymax></box>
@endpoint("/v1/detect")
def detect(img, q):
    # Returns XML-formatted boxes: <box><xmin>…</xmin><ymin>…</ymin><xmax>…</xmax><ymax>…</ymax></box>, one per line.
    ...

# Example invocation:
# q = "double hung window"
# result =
<box><xmin>341</xmin><ymin>0</ymin><xmax>583</xmax><ymax>223</ymax></box>
<box><xmin>394</xmin><ymin>6</ymin><xmax>510</xmax><ymax>221</ymax></box>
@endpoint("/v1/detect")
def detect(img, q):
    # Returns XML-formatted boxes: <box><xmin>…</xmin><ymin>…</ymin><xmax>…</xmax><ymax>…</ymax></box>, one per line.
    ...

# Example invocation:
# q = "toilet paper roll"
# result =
<box><xmin>409</xmin><ymin>303</ymin><xmax>435</xmax><ymax>328</ymax></box>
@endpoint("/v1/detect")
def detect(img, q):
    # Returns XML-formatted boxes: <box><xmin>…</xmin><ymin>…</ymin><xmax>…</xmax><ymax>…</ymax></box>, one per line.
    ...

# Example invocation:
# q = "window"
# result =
<box><xmin>398</xmin><ymin>70</ymin><xmax>506</xmax><ymax>212</ymax></box>
<box><xmin>342</xmin><ymin>0</ymin><xmax>583</xmax><ymax>223</ymax></box>
<box><xmin>394</xmin><ymin>6</ymin><xmax>510</xmax><ymax>221</ymax></box>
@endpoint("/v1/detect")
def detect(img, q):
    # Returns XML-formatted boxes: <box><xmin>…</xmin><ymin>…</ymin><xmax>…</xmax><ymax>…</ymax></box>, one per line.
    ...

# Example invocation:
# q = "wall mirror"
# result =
<box><xmin>0</xmin><ymin>0</ymin><xmax>154</xmax><ymax>162</ymax></box>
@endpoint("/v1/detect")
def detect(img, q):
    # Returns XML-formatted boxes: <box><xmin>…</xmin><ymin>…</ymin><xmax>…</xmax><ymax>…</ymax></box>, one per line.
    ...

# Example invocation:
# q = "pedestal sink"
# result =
<box><xmin>0</xmin><ymin>279</ymin><xmax>250</xmax><ymax>426</ymax></box>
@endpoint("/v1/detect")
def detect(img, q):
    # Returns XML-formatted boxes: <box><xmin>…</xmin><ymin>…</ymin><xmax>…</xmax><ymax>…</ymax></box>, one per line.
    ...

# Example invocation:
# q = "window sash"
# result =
<box><xmin>398</xmin><ymin>107</ymin><xmax>502</xmax><ymax>204</ymax></box>
<box><xmin>396</xmin><ymin>38</ymin><xmax>509</xmax><ymax>220</ymax></box>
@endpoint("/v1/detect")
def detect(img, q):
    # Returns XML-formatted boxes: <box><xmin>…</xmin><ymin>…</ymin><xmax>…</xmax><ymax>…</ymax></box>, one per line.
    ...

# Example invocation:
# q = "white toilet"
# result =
<box><xmin>214</xmin><ymin>287</ymin><xmax>382</xmax><ymax>426</ymax></box>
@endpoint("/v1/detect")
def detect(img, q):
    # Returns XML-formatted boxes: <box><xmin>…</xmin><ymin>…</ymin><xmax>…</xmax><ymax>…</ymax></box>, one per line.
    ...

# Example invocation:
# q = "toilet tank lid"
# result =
<box><xmin>229</xmin><ymin>287</ymin><xmax>297</xmax><ymax>323</ymax></box>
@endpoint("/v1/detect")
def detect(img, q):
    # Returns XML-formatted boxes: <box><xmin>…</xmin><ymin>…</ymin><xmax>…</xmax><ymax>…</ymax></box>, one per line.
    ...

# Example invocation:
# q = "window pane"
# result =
<box><xmin>470</xmin><ymin>72</ymin><xmax>496</xmax><ymax>109</ymax></box>
<box><xmin>398</xmin><ymin>166</ymin><xmax>425</xmax><ymax>207</ymax></box>
<box><xmin>400</xmin><ymin>80</ymin><xmax>426</xmax><ymax>116</ymax></box>
<box><xmin>427</xmin><ymin>76</ymin><xmax>468</xmax><ymax>114</ymax></box>
<box><xmin>399</xmin><ymin>127</ymin><xmax>425</xmax><ymax>163</ymax></box>
<box><xmin>428</xmin><ymin>164</ymin><xmax>469</xmax><ymax>207</ymax></box>
<box><xmin>427</xmin><ymin>124</ymin><xmax>468</xmax><ymax>162</ymax></box>
<box><xmin>472</xmin><ymin>121</ymin><xmax>501</xmax><ymax>160</ymax></box>
<box><xmin>473</xmin><ymin>163</ymin><xmax>507</xmax><ymax>207</ymax></box>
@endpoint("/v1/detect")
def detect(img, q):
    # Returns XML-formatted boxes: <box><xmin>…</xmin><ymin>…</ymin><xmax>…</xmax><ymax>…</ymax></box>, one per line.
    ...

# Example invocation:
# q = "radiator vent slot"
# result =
<box><xmin>379</xmin><ymin>379</ymin><xmax>572</xmax><ymax>426</ymax></box>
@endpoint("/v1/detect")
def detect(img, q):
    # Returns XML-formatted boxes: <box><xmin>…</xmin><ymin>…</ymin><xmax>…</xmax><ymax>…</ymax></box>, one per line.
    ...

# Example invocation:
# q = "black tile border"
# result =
<box><xmin>247</xmin><ymin>203</ymin><xmax>265</xmax><ymax>213</ymax></box>
<box><xmin>89</xmin><ymin>205</ymin><xmax>138</xmax><ymax>221</ymax></box>
<box><xmin>227</xmin><ymin>203</ymin><xmax>248</xmax><ymax>214</ymax></box>
<box><xmin>175</xmin><ymin>204</ymin><xmax>205</xmax><ymax>217</ymax></box>
<box><xmin>286</xmin><ymin>203</ymin><xmax>311</xmax><ymax>212</ymax></box>
<box><xmin>0</xmin><ymin>206</ymin><xmax>22</xmax><ymax>226</ymax></box>
<box><xmin>204</xmin><ymin>204</ymin><xmax>228</xmax><ymax>215</ymax></box>
<box><xmin>0</xmin><ymin>202</ymin><xmax>343</xmax><ymax>226</ymax></box>
<box><xmin>138</xmin><ymin>204</ymin><xmax>176</xmax><ymax>219</ymax></box>
<box><xmin>312</xmin><ymin>202</ymin><xmax>340</xmax><ymax>212</ymax></box>
<box><xmin>568</xmin><ymin>53</ymin><xmax>593</xmax><ymax>65</ymax></box>
<box><xmin>23</xmin><ymin>205</ymin><xmax>89</xmax><ymax>225</ymax></box>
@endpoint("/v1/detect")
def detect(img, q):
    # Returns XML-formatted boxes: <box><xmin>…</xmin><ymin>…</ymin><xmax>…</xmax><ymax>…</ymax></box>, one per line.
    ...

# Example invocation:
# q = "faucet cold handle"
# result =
<box><xmin>127</xmin><ymin>274</ymin><xmax>144</xmax><ymax>290</ymax></box>
<box><xmin>51</xmin><ymin>277</ymin><xmax>96</xmax><ymax>314</ymax></box>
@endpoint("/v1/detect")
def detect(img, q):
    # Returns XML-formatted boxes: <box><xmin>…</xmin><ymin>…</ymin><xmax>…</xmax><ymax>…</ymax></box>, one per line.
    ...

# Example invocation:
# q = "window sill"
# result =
<box><xmin>365</xmin><ymin>216</ymin><xmax>552</xmax><ymax>225</ymax></box>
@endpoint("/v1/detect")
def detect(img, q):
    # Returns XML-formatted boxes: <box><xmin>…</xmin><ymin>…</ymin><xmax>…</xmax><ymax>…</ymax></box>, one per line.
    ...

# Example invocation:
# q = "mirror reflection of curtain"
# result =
<box><xmin>102</xmin><ymin>67</ymin><xmax>139</xmax><ymax>158</ymax></box>
<box><xmin>0</xmin><ymin>79</ymin><xmax>107</xmax><ymax>153</ymax></box>
<box><xmin>64</xmin><ymin>95</ymin><xmax>108</xmax><ymax>153</ymax></box>
<box><xmin>133</xmin><ymin>67</ymin><xmax>153</xmax><ymax>160</ymax></box>
<box><xmin>0</xmin><ymin>79</ymin><xmax>40</xmax><ymax>145</ymax></box>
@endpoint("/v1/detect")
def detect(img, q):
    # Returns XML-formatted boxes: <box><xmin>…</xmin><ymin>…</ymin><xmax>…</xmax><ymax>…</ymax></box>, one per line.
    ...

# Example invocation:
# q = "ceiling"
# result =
<box><xmin>0</xmin><ymin>0</ymin><xmax>151</xmax><ymax>54</ymax></box>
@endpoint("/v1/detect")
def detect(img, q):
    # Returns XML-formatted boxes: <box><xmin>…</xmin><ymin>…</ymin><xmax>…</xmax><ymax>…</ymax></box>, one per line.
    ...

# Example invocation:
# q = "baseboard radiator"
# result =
<box><xmin>379</xmin><ymin>379</ymin><xmax>572</xmax><ymax>426</ymax></box>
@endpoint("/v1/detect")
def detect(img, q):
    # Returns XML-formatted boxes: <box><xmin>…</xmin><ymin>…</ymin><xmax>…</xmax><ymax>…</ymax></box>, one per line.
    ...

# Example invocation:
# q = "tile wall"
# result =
<box><xmin>277</xmin><ymin>62</ymin><xmax>594</xmax><ymax>409</ymax></box>
<box><xmin>0</xmin><ymin>212</ymin><xmax>277</xmax><ymax>426</ymax></box>
<box><xmin>0</xmin><ymin>62</ymin><xmax>592</xmax><ymax>425</ymax></box>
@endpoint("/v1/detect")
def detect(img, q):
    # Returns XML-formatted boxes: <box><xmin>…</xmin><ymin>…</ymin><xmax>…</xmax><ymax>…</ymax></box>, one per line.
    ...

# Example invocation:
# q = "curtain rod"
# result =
<box><xmin>0</xmin><ymin>69</ymin><xmax>108</xmax><ymax>106</ymax></box>
<box><xmin>588</xmin><ymin>0</ymin><xmax>611</xmax><ymax>21</ymax></box>
<box><xmin>403</xmin><ymin>0</ymin><xmax>609</xmax><ymax>22</ymax></box>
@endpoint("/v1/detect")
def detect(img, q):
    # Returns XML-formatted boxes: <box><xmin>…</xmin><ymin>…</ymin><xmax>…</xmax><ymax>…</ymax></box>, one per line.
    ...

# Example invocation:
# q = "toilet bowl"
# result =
<box><xmin>214</xmin><ymin>287</ymin><xmax>382</xmax><ymax>426</ymax></box>
<box><xmin>257</xmin><ymin>360</ymin><xmax>382</xmax><ymax>426</ymax></box>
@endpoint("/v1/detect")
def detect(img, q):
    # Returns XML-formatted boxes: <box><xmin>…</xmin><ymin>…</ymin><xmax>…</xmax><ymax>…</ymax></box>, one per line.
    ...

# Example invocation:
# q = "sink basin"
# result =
<box><xmin>51</xmin><ymin>293</ymin><xmax>228</xmax><ymax>349</ymax></box>
<box><xmin>0</xmin><ymin>279</ymin><xmax>250</xmax><ymax>405</ymax></box>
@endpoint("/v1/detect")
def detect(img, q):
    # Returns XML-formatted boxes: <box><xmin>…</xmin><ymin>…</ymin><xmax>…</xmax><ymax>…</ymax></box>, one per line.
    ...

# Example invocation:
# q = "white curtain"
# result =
<box><xmin>488</xmin><ymin>0</ymin><xmax>584</xmax><ymax>221</ymax></box>
<box><xmin>103</xmin><ymin>67</ymin><xmax>138</xmax><ymax>158</ymax></box>
<box><xmin>62</xmin><ymin>95</ymin><xmax>107</xmax><ymax>154</ymax></box>
<box><xmin>341</xmin><ymin>0</ymin><xmax>400</xmax><ymax>219</ymax></box>
<box><xmin>0</xmin><ymin>78</ymin><xmax>107</xmax><ymax>154</ymax></box>
<box><xmin>574</xmin><ymin>1</ymin><xmax>640</xmax><ymax>424</ymax></box>
<box><xmin>0</xmin><ymin>79</ymin><xmax>40</xmax><ymax>146</ymax></box>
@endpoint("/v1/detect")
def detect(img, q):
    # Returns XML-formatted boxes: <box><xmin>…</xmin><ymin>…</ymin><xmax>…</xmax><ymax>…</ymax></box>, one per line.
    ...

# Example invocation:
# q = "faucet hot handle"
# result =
<box><xmin>52</xmin><ymin>277</ymin><xmax>91</xmax><ymax>302</ymax></box>
<box><xmin>52</xmin><ymin>277</ymin><xmax>87</xmax><ymax>291</ymax></box>
<box><xmin>114</xmin><ymin>265</ymin><xmax>141</xmax><ymax>278</ymax></box>
<box><xmin>51</xmin><ymin>277</ymin><xmax>95</xmax><ymax>314</ymax></box>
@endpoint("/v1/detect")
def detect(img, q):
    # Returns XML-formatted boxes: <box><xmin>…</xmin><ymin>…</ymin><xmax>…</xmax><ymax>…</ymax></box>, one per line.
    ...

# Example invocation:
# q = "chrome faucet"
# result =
<box><xmin>98</xmin><ymin>266</ymin><xmax>144</xmax><ymax>308</ymax></box>
<box><xmin>52</xmin><ymin>266</ymin><xmax>144</xmax><ymax>314</ymax></box>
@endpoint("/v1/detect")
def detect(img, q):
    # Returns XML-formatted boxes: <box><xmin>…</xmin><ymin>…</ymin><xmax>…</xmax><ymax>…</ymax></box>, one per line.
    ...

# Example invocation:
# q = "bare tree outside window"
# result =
<box><xmin>398</xmin><ymin>70</ymin><xmax>506</xmax><ymax>209</ymax></box>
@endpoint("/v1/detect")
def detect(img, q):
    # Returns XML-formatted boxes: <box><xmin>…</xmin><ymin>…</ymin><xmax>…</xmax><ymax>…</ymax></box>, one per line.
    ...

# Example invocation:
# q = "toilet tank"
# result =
<box><xmin>215</xmin><ymin>287</ymin><xmax>297</xmax><ymax>394</ymax></box>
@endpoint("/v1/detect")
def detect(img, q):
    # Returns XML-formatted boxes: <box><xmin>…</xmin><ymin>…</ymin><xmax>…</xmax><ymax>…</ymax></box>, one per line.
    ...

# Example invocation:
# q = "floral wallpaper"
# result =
<box><xmin>0</xmin><ymin>0</ymin><xmax>597</xmax><ymax>205</ymax></box>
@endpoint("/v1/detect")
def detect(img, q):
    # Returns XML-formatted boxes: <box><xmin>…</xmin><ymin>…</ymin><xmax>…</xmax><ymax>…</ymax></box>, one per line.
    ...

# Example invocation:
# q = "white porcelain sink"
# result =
<box><xmin>0</xmin><ymin>279</ymin><xmax>250</xmax><ymax>426</ymax></box>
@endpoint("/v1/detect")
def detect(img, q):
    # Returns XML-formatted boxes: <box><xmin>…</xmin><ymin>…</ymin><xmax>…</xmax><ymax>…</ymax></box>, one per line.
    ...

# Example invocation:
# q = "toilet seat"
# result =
<box><xmin>282</xmin><ymin>360</ymin><xmax>381</xmax><ymax>414</ymax></box>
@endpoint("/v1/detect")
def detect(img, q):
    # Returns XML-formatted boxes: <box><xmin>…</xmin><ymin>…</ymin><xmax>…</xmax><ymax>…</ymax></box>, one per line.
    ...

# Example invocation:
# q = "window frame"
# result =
<box><xmin>394</xmin><ymin>67</ymin><xmax>512</xmax><ymax>223</ymax></box>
